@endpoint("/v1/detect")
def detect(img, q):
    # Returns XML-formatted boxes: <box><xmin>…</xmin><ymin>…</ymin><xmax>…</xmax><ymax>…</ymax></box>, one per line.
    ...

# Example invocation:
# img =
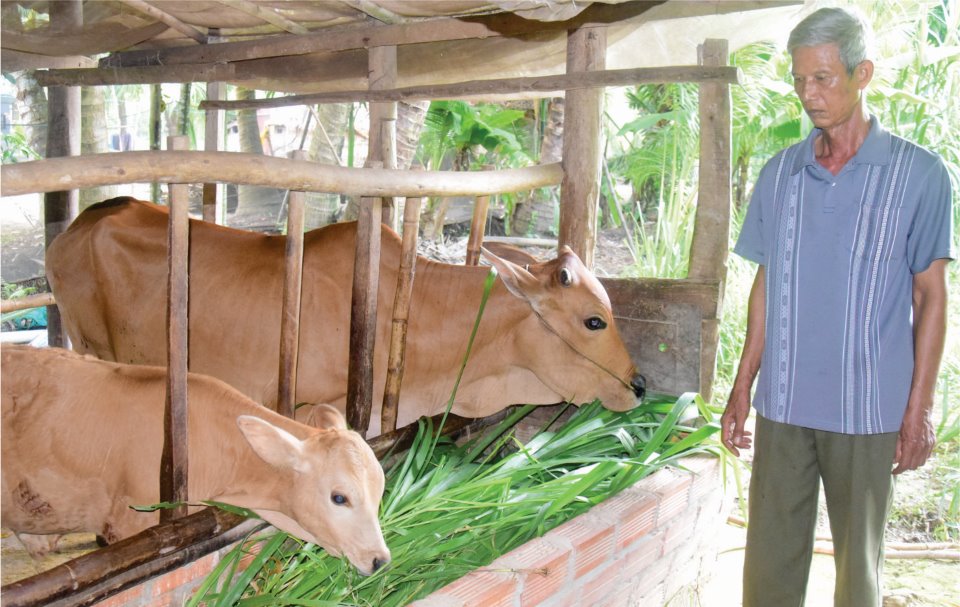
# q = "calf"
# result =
<box><xmin>0</xmin><ymin>345</ymin><xmax>390</xmax><ymax>575</ymax></box>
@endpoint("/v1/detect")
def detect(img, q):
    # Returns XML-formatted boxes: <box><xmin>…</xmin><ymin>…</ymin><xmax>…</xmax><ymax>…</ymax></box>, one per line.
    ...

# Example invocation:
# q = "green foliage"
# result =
<box><xmin>417</xmin><ymin>101</ymin><xmax>532</xmax><ymax>171</ymax></box>
<box><xmin>190</xmin><ymin>395</ymin><xmax>720</xmax><ymax>606</ymax></box>
<box><xmin>1</xmin><ymin>129</ymin><xmax>40</xmax><ymax>163</ymax></box>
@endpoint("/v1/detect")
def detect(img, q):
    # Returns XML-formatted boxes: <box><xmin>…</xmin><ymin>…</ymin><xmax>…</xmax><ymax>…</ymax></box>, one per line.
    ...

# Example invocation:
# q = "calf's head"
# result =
<box><xmin>483</xmin><ymin>246</ymin><xmax>645</xmax><ymax>411</ymax></box>
<box><xmin>237</xmin><ymin>405</ymin><xmax>390</xmax><ymax>575</ymax></box>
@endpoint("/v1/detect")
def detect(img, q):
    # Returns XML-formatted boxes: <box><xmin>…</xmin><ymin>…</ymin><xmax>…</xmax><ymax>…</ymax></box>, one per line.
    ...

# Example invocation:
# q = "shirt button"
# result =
<box><xmin>831</xmin><ymin>182</ymin><xmax>837</xmax><ymax>187</ymax></box>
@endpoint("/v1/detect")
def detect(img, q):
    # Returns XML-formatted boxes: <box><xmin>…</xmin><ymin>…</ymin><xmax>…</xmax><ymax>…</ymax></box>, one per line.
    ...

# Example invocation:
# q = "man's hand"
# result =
<box><xmin>893</xmin><ymin>408</ymin><xmax>936</xmax><ymax>475</ymax></box>
<box><xmin>721</xmin><ymin>390</ymin><xmax>753</xmax><ymax>458</ymax></box>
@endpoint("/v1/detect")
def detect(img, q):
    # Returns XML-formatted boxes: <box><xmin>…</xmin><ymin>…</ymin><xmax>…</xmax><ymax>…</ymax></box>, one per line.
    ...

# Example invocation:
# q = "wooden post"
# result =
<box><xmin>367</xmin><ymin>45</ymin><xmax>398</xmax><ymax>229</ymax></box>
<box><xmin>43</xmin><ymin>0</ymin><xmax>81</xmax><ymax>349</ymax></box>
<box><xmin>346</xmin><ymin>162</ymin><xmax>384</xmax><ymax>437</ymax></box>
<box><xmin>160</xmin><ymin>135</ymin><xmax>190</xmax><ymax>522</ymax></box>
<box><xmin>688</xmin><ymin>38</ymin><xmax>732</xmax><ymax>402</ymax></box>
<box><xmin>465</xmin><ymin>193</ymin><xmax>490</xmax><ymax>266</ymax></box>
<box><xmin>381</xmin><ymin>196</ymin><xmax>423</xmax><ymax>433</ymax></box>
<box><xmin>202</xmin><ymin>80</ymin><xmax>224</xmax><ymax>223</ymax></box>
<box><xmin>558</xmin><ymin>26</ymin><xmax>606</xmax><ymax>269</ymax></box>
<box><xmin>277</xmin><ymin>150</ymin><xmax>307</xmax><ymax>419</ymax></box>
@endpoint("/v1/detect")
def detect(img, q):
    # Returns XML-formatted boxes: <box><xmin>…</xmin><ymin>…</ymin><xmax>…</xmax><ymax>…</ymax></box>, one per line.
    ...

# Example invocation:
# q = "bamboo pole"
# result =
<box><xmin>381</xmin><ymin>196</ymin><xmax>423</xmax><ymax>433</ymax></box>
<box><xmin>160</xmin><ymin>136</ymin><xmax>190</xmax><ymax>523</ymax></box>
<box><xmin>119</xmin><ymin>0</ymin><xmax>208</xmax><ymax>44</ymax></box>
<box><xmin>1</xmin><ymin>152</ymin><xmax>562</xmax><ymax>198</ymax></box>
<box><xmin>1</xmin><ymin>293</ymin><xmax>56</xmax><ymax>314</ymax></box>
<box><xmin>277</xmin><ymin>151</ymin><xmax>308</xmax><ymax>419</ymax></box>
<box><xmin>465</xmin><ymin>193</ymin><xmax>491</xmax><ymax>266</ymax></box>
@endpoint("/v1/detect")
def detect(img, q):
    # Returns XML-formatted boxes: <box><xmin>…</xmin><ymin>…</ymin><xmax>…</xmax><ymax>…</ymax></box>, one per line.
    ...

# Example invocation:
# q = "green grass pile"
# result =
<box><xmin>190</xmin><ymin>393</ymin><xmax>720</xmax><ymax>607</ymax></box>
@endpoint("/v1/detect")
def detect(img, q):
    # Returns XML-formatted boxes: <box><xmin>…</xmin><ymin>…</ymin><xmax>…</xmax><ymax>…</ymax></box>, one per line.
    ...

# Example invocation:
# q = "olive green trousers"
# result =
<box><xmin>743</xmin><ymin>415</ymin><xmax>899</xmax><ymax>607</ymax></box>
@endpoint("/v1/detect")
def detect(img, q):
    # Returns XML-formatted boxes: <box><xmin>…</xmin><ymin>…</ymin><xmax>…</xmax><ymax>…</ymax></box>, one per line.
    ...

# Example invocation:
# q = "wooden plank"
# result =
<box><xmin>98</xmin><ymin>2</ymin><xmax>664</xmax><ymax>68</ymax></box>
<box><xmin>381</xmin><ymin>196</ymin><xmax>423</xmax><ymax>433</ymax></box>
<box><xmin>2</xmin><ymin>152</ymin><xmax>562</xmax><ymax>197</ymax></box>
<box><xmin>37</xmin><ymin>63</ymin><xmax>240</xmax><ymax>87</ymax></box>
<box><xmin>0</xmin><ymin>49</ymin><xmax>95</xmax><ymax>72</ymax></box>
<box><xmin>558</xmin><ymin>26</ymin><xmax>606</xmax><ymax>269</ymax></box>
<box><xmin>218</xmin><ymin>0</ymin><xmax>310</xmax><ymax>34</ymax></box>
<box><xmin>42</xmin><ymin>0</ymin><xmax>81</xmax><ymax>350</ymax></box>
<box><xmin>191</xmin><ymin>66</ymin><xmax>739</xmax><ymax>110</ymax></box>
<box><xmin>277</xmin><ymin>151</ymin><xmax>308</xmax><ymax>419</ymax></box>
<box><xmin>687</xmin><ymin>38</ymin><xmax>732</xmax><ymax>402</ymax></box>
<box><xmin>465</xmin><ymin>193</ymin><xmax>490</xmax><ymax>266</ymax></box>
<box><xmin>346</xmin><ymin>193</ymin><xmax>383</xmax><ymax>437</ymax></box>
<box><xmin>160</xmin><ymin>135</ymin><xmax>190</xmax><ymax>523</ymax></box>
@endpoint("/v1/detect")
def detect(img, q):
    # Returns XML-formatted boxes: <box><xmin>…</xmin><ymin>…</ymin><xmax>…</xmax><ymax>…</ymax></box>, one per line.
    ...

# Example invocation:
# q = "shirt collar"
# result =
<box><xmin>790</xmin><ymin>116</ymin><xmax>891</xmax><ymax>174</ymax></box>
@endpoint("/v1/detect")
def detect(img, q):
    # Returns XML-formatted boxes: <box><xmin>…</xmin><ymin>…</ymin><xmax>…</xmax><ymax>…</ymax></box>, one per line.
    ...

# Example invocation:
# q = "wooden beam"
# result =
<box><xmin>160</xmin><ymin>135</ymin><xmax>191</xmax><ymax>523</ymax></box>
<box><xmin>558</xmin><ymin>26</ymin><xmax>606</xmax><ymax>269</ymax></box>
<box><xmin>465</xmin><ymin>193</ymin><xmax>491</xmax><ymax>266</ymax></box>
<box><xmin>0</xmin><ymin>49</ymin><xmax>95</xmax><ymax>72</ymax></box>
<box><xmin>119</xmin><ymin>0</ymin><xmax>208</xmax><ymax>44</ymax></box>
<box><xmin>1</xmin><ymin>152</ymin><xmax>562</xmax><ymax>198</ymax></box>
<box><xmin>202</xmin><ymin>81</ymin><xmax>224</xmax><ymax>223</ymax></box>
<box><xmin>217</xmin><ymin>0</ymin><xmax>310</xmax><ymax>35</ymax></box>
<box><xmin>687</xmin><ymin>38</ymin><xmax>732</xmax><ymax>403</ymax></box>
<box><xmin>196</xmin><ymin>66</ymin><xmax>736</xmax><ymax>108</ymax></box>
<box><xmin>277</xmin><ymin>151</ymin><xmax>307</xmax><ymax>419</ymax></box>
<box><xmin>366</xmin><ymin>45</ymin><xmax>399</xmax><ymax>227</ymax></box>
<box><xmin>346</xmin><ymin>191</ymin><xmax>383</xmax><ymax>438</ymax></box>
<box><xmin>98</xmin><ymin>2</ymin><xmax>664</xmax><ymax>68</ymax></box>
<box><xmin>43</xmin><ymin>0</ymin><xmax>81</xmax><ymax>350</ymax></box>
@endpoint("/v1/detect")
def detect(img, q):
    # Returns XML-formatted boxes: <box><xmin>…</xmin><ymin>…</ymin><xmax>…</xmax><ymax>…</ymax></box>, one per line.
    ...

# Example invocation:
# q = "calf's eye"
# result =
<box><xmin>584</xmin><ymin>317</ymin><xmax>607</xmax><ymax>331</ymax></box>
<box><xmin>331</xmin><ymin>493</ymin><xmax>349</xmax><ymax>506</ymax></box>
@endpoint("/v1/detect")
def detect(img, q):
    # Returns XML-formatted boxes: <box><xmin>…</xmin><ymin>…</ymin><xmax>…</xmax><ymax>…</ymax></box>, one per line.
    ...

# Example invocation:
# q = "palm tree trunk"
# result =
<box><xmin>14</xmin><ymin>70</ymin><xmax>46</xmax><ymax>158</ymax></box>
<box><xmin>80</xmin><ymin>86</ymin><xmax>116</xmax><ymax>208</ymax></box>
<box><xmin>304</xmin><ymin>102</ymin><xmax>349</xmax><ymax>228</ymax></box>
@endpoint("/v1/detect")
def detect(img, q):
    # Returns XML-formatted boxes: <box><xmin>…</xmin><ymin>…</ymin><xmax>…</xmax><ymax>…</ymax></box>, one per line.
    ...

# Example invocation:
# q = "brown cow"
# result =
<box><xmin>0</xmin><ymin>345</ymin><xmax>390</xmax><ymax>575</ymax></box>
<box><xmin>46</xmin><ymin>198</ymin><xmax>645</xmax><ymax>436</ymax></box>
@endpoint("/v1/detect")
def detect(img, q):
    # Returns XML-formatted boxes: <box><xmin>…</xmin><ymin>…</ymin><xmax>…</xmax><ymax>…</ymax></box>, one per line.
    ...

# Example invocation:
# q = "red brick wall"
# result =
<box><xmin>411</xmin><ymin>457</ymin><xmax>728</xmax><ymax>607</ymax></box>
<box><xmin>92</xmin><ymin>459</ymin><xmax>727</xmax><ymax>607</ymax></box>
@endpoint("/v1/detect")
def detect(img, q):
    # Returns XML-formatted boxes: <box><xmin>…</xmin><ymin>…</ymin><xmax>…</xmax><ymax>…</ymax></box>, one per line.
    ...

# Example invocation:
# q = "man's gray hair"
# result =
<box><xmin>788</xmin><ymin>7</ymin><xmax>872</xmax><ymax>74</ymax></box>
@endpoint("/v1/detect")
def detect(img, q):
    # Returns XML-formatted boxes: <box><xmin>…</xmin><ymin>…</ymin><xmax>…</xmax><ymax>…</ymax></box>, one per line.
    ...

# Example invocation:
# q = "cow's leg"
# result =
<box><xmin>16</xmin><ymin>532</ymin><xmax>62</xmax><ymax>559</ymax></box>
<box><xmin>100</xmin><ymin>501</ymin><xmax>156</xmax><ymax>544</ymax></box>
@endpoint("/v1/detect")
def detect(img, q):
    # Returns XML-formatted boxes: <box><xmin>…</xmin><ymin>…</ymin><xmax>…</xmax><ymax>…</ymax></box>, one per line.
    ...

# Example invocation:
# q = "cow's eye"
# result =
<box><xmin>331</xmin><ymin>493</ymin><xmax>349</xmax><ymax>506</ymax></box>
<box><xmin>584</xmin><ymin>316</ymin><xmax>607</xmax><ymax>331</ymax></box>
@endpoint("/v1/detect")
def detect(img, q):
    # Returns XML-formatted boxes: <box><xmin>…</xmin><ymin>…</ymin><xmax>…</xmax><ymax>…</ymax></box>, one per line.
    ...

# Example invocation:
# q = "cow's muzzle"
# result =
<box><xmin>630</xmin><ymin>373</ymin><xmax>646</xmax><ymax>401</ymax></box>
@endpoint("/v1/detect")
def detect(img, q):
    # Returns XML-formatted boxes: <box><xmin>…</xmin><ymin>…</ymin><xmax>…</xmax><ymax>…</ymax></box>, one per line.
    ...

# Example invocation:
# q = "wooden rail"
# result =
<box><xmin>0</xmin><ymin>152</ymin><xmax>562</xmax><ymax>198</ymax></box>
<box><xmin>0</xmin><ymin>292</ymin><xmax>56</xmax><ymax>314</ymax></box>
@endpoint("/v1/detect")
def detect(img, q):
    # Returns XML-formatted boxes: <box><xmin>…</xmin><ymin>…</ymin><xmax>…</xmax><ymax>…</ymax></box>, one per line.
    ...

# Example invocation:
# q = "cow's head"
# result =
<box><xmin>236</xmin><ymin>405</ymin><xmax>390</xmax><ymax>575</ymax></box>
<box><xmin>482</xmin><ymin>246</ymin><xmax>645</xmax><ymax>411</ymax></box>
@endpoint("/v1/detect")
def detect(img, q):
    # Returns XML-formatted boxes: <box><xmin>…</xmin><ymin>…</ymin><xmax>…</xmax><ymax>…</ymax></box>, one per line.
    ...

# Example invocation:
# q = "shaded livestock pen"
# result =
<box><xmin>0</xmin><ymin>0</ymin><xmax>810</xmax><ymax>603</ymax></box>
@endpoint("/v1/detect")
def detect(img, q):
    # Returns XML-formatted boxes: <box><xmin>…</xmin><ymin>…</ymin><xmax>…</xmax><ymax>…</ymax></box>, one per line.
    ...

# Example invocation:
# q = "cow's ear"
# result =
<box><xmin>302</xmin><ymin>403</ymin><xmax>347</xmax><ymax>431</ymax></box>
<box><xmin>482</xmin><ymin>246</ymin><xmax>541</xmax><ymax>303</ymax></box>
<box><xmin>237</xmin><ymin>415</ymin><xmax>307</xmax><ymax>472</ymax></box>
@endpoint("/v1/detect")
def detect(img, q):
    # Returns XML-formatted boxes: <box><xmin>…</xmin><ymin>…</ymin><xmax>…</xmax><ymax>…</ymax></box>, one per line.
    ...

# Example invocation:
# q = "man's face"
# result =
<box><xmin>791</xmin><ymin>43</ymin><xmax>871</xmax><ymax>130</ymax></box>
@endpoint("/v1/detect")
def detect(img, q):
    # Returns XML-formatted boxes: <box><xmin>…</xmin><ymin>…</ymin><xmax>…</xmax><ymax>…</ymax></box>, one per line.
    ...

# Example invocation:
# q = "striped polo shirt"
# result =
<box><xmin>735</xmin><ymin>117</ymin><xmax>954</xmax><ymax>434</ymax></box>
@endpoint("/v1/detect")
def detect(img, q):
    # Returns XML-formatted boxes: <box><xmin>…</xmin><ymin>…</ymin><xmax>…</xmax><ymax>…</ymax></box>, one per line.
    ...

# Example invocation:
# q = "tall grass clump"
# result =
<box><xmin>190</xmin><ymin>394</ymin><xmax>720</xmax><ymax>606</ymax></box>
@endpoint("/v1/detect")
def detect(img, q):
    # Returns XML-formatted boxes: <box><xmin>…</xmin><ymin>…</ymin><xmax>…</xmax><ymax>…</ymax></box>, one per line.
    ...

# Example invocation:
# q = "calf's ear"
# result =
<box><xmin>237</xmin><ymin>415</ymin><xmax>307</xmax><ymax>472</ymax></box>
<box><xmin>481</xmin><ymin>247</ymin><xmax>543</xmax><ymax>306</ymax></box>
<box><xmin>302</xmin><ymin>403</ymin><xmax>347</xmax><ymax>430</ymax></box>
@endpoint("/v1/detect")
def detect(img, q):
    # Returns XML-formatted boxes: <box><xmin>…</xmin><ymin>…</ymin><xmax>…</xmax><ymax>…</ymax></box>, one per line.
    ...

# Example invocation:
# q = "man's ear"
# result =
<box><xmin>856</xmin><ymin>59</ymin><xmax>874</xmax><ymax>90</ymax></box>
<box><xmin>237</xmin><ymin>415</ymin><xmax>306</xmax><ymax>472</ymax></box>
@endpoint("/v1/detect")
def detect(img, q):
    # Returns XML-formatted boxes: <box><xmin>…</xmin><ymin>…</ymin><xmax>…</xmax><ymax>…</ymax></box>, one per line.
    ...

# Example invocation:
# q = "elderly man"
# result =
<box><xmin>721</xmin><ymin>7</ymin><xmax>953</xmax><ymax>607</ymax></box>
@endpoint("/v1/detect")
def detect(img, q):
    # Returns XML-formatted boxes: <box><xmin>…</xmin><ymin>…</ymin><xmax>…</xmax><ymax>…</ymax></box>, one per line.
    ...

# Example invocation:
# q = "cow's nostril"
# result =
<box><xmin>631</xmin><ymin>374</ymin><xmax>647</xmax><ymax>400</ymax></box>
<box><xmin>372</xmin><ymin>557</ymin><xmax>386</xmax><ymax>572</ymax></box>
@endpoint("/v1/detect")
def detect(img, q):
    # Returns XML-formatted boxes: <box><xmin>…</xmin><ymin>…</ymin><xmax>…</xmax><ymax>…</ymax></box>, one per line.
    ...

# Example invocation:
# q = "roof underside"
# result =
<box><xmin>1</xmin><ymin>0</ymin><xmax>810</xmax><ymax>94</ymax></box>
